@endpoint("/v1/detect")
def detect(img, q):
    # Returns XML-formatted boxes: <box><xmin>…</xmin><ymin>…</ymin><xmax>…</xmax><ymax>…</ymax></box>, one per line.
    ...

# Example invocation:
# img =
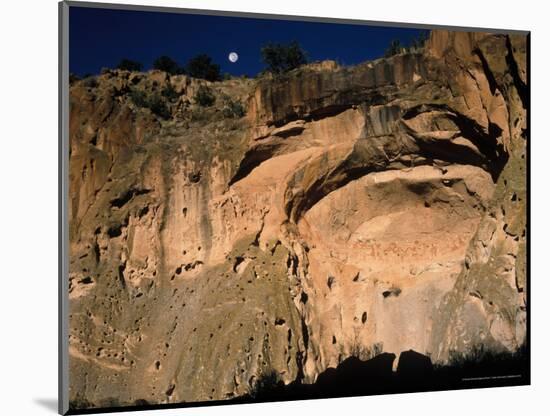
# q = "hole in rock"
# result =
<box><xmin>165</xmin><ymin>384</ymin><xmax>175</xmax><ymax>396</ymax></box>
<box><xmin>107</xmin><ymin>224</ymin><xmax>123</xmax><ymax>238</ymax></box>
<box><xmin>233</xmin><ymin>256</ymin><xmax>245</xmax><ymax>273</ymax></box>
<box><xmin>110</xmin><ymin>188</ymin><xmax>151</xmax><ymax>209</ymax></box>
<box><xmin>382</xmin><ymin>287</ymin><xmax>402</xmax><ymax>298</ymax></box>
<box><xmin>189</xmin><ymin>172</ymin><xmax>201</xmax><ymax>183</ymax></box>
<box><xmin>93</xmin><ymin>242</ymin><xmax>100</xmax><ymax>263</ymax></box>
<box><xmin>469</xmin><ymin>291</ymin><xmax>482</xmax><ymax>299</ymax></box>
<box><xmin>138</xmin><ymin>206</ymin><xmax>149</xmax><ymax>218</ymax></box>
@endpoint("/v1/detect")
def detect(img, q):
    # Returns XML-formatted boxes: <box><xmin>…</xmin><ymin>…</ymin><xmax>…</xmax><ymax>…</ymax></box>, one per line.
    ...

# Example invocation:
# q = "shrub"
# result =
<box><xmin>194</xmin><ymin>85</ymin><xmax>216</xmax><ymax>107</ymax></box>
<box><xmin>147</xmin><ymin>94</ymin><xmax>170</xmax><ymax>119</ymax></box>
<box><xmin>129</xmin><ymin>89</ymin><xmax>148</xmax><ymax>107</ymax></box>
<box><xmin>129</xmin><ymin>89</ymin><xmax>171</xmax><ymax>119</ymax></box>
<box><xmin>186</xmin><ymin>54</ymin><xmax>221</xmax><ymax>81</ymax></box>
<box><xmin>408</xmin><ymin>30</ymin><xmax>430</xmax><ymax>52</ymax></box>
<box><xmin>384</xmin><ymin>39</ymin><xmax>403</xmax><ymax>57</ymax></box>
<box><xmin>161</xmin><ymin>84</ymin><xmax>179</xmax><ymax>102</ymax></box>
<box><xmin>69</xmin><ymin>73</ymin><xmax>80</xmax><ymax>84</ymax></box>
<box><xmin>153</xmin><ymin>55</ymin><xmax>185</xmax><ymax>75</ymax></box>
<box><xmin>82</xmin><ymin>76</ymin><xmax>98</xmax><ymax>88</ymax></box>
<box><xmin>222</xmin><ymin>99</ymin><xmax>246</xmax><ymax>118</ymax></box>
<box><xmin>116</xmin><ymin>58</ymin><xmax>143</xmax><ymax>72</ymax></box>
<box><xmin>261</xmin><ymin>41</ymin><xmax>308</xmax><ymax>74</ymax></box>
<box><xmin>445</xmin><ymin>343</ymin><xmax>528</xmax><ymax>379</ymax></box>
<box><xmin>249</xmin><ymin>371</ymin><xmax>281</xmax><ymax>399</ymax></box>
<box><xmin>350</xmin><ymin>341</ymin><xmax>383</xmax><ymax>361</ymax></box>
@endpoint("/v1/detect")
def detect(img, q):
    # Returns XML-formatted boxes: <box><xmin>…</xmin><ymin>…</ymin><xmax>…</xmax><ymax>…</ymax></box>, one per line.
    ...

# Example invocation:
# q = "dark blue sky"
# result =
<box><xmin>69</xmin><ymin>7</ymin><xmax>425</xmax><ymax>77</ymax></box>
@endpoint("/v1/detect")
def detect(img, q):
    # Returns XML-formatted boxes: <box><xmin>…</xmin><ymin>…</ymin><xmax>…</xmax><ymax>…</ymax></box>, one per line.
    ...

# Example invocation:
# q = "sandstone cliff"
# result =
<box><xmin>68</xmin><ymin>29</ymin><xmax>527</xmax><ymax>408</ymax></box>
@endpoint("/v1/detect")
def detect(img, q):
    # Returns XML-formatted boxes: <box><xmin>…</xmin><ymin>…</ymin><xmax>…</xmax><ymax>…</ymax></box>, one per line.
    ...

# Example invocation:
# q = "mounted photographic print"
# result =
<box><xmin>58</xmin><ymin>1</ymin><xmax>530</xmax><ymax>414</ymax></box>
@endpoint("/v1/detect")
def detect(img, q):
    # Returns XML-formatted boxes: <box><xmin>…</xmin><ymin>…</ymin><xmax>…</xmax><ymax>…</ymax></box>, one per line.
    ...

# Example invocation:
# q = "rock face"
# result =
<box><xmin>68</xmin><ymin>29</ymin><xmax>527</xmax><ymax>408</ymax></box>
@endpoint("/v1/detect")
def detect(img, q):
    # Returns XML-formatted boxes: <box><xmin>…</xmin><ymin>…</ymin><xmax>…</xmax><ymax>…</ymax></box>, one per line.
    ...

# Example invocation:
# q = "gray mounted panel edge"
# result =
<box><xmin>63</xmin><ymin>0</ymin><xmax>529</xmax><ymax>35</ymax></box>
<box><xmin>59</xmin><ymin>1</ymin><xmax>70</xmax><ymax>415</ymax></box>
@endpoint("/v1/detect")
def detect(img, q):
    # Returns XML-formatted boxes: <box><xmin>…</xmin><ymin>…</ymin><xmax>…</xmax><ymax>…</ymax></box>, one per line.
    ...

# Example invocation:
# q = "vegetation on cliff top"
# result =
<box><xmin>186</xmin><ymin>54</ymin><xmax>222</xmax><ymax>81</ymax></box>
<box><xmin>384</xmin><ymin>30</ymin><xmax>430</xmax><ymax>57</ymax></box>
<box><xmin>116</xmin><ymin>58</ymin><xmax>143</xmax><ymax>72</ymax></box>
<box><xmin>70</xmin><ymin>33</ymin><xmax>431</xmax><ymax>84</ymax></box>
<box><xmin>260</xmin><ymin>41</ymin><xmax>308</xmax><ymax>74</ymax></box>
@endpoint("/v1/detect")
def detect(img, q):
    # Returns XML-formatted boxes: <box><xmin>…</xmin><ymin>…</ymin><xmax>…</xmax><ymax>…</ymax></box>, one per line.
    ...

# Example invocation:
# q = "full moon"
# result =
<box><xmin>228</xmin><ymin>52</ymin><xmax>239</xmax><ymax>63</ymax></box>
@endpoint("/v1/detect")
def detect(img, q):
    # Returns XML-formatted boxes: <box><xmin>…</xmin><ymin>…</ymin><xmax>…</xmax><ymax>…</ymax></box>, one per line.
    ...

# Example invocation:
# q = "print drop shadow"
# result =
<box><xmin>33</xmin><ymin>398</ymin><xmax>58</xmax><ymax>413</ymax></box>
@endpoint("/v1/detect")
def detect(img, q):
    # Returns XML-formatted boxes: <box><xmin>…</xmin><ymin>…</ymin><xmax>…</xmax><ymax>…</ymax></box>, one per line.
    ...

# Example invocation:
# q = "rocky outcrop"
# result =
<box><xmin>68</xmin><ymin>29</ymin><xmax>527</xmax><ymax>409</ymax></box>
